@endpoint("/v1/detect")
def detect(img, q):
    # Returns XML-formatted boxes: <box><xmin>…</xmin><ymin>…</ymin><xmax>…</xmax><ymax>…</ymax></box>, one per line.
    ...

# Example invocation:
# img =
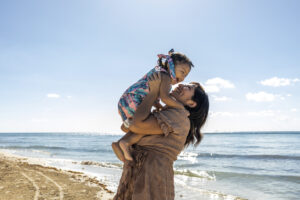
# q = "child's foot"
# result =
<box><xmin>119</xmin><ymin>140</ymin><xmax>133</xmax><ymax>161</ymax></box>
<box><xmin>112</xmin><ymin>142</ymin><xmax>125</xmax><ymax>162</ymax></box>
<box><xmin>121</xmin><ymin>124</ymin><xmax>130</xmax><ymax>133</ymax></box>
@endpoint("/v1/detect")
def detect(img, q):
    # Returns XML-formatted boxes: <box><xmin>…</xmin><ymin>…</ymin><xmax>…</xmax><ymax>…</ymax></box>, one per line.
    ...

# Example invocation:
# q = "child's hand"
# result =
<box><xmin>154</xmin><ymin>101</ymin><xmax>163</xmax><ymax>111</ymax></box>
<box><xmin>148</xmin><ymin>72</ymin><xmax>161</xmax><ymax>93</ymax></box>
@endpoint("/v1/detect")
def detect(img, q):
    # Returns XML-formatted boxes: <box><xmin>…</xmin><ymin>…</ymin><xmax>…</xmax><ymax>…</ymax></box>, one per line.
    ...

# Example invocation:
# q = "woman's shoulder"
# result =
<box><xmin>161</xmin><ymin>107</ymin><xmax>190</xmax><ymax>124</ymax></box>
<box><xmin>161</xmin><ymin>106</ymin><xmax>189</xmax><ymax>115</ymax></box>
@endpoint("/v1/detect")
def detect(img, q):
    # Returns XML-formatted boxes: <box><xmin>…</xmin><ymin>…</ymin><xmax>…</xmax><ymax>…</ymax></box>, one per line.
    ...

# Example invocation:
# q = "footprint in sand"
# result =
<box><xmin>21</xmin><ymin>172</ymin><xmax>40</xmax><ymax>200</ymax></box>
<box><xmin>37</xmin><ymin>171</ymin><xmax>64</xmax><ymax>200</ymax></box>
<box><xmin>21</xmin><ymin>169</ymin><xmax>64</xmax><ymax>200</ymax></box>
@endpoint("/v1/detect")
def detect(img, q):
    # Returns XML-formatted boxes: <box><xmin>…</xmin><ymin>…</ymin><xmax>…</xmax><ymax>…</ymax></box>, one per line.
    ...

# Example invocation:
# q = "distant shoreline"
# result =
<box><xmin>0</xmin><ymin>131</ymin><xmax>299</xmax><ymax>135</ymax></box>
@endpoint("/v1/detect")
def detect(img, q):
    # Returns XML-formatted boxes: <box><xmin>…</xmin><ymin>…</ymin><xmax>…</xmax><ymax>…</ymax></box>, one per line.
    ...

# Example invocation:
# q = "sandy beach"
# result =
<box><xmin>0</xmin><ymin>152</ymin><xmax>114</xmax><ymax>200</ymax></box>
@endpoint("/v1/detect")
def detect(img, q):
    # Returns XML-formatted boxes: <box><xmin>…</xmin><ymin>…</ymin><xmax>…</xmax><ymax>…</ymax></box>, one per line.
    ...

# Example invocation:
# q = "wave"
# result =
<box><xmin>0</xmin><ymin>145</ymin><xmax>112</xmax><ymax>153</ymax></box>
<box><xmin>178</xmin><ymin>152</ymin><xmax>198</xmax><ymax>163</ymax></box>
<box><xmin>174</xmin><ymin>177</ymin><xmax>247</xmax><ymax>200</ymax></box>
<box><xmin>179</xmin><ymin>151</ymin><xmax>300</xmax><ymax>161</ymax></box>
<box><xmin>213</xmin><ymin>171</ymin><xmax>300</xmax><ymax>183</ymax></box>
<box><xmin>197</xmin><ymin>153</ymin><xmax>300</xmax><ymax>160</ymax></box>
<box><xmin>78</xmin><ymin>160</ymin><xmax>123</xmax><ymax>169</ymax></box>
<box><xmin>0</xmin><ymin>145</ymin><xmax>67</xmax><ymax>150</ymax></box>
<box><xmin>208</xmin><ymin>131</ymin><xmax>300</xmax><ymax>135</ymax></box>
<box><xmin>174</xmin><ymin>169</ymin><xmax>216</xmax><ymax>180</ymax></box>
<box><xmin>173</xmin><ymin>167</ymin><xmax>300</xmax><ymax>183</ymax></box>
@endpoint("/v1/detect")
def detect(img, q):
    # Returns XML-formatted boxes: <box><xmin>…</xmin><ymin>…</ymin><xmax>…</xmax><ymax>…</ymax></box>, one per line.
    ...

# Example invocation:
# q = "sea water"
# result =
<box><xmin>0</xmin><ymin>132</ymin><xmax>299</xmax><ymax>200</ymax></box>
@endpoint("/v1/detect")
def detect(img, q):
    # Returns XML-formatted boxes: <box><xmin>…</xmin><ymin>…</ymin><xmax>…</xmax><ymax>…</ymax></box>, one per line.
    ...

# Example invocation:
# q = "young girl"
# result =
<box><xmin>112</xmin><ymin>49</ymin><xmax>194</xmax><ymax>161</ymax></box>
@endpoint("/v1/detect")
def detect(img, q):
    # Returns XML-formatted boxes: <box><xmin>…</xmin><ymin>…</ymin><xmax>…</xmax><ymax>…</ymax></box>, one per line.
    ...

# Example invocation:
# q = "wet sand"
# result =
<box><xmin>0</xmin><ymin>152</ymin><xmax>114</xmax><ymax>200</ymax></box>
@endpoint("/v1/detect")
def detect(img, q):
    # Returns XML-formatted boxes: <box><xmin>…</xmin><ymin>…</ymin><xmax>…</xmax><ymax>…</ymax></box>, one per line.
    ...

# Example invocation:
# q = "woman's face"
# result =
<box><xmin>171</xmin><ymin>83</ymin><xmax>197</xmax><ymax>108</ymax></box>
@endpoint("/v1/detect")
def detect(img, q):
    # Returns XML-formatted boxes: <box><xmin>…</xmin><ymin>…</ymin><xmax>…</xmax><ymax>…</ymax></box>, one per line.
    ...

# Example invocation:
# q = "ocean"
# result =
<box><xmin>0</xmin><ymin>132</ymin><xmax>299</xmax><ymax>200</ymax></box>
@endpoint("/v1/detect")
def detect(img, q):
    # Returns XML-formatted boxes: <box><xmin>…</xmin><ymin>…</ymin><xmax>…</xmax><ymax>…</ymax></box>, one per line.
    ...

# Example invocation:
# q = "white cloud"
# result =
<box><xmin>276</xmin><ymin>94</ymin><xmax>292</xmax><ymax>100</ymax></box>
<box><xmin>246</xmin><ymin>91</ymin><xmax>275</xmax><ymax>102</ymax></box>
<box><xmin>277</xmin><ymin>116</ymin><xmax>289</xmax><ymax>121</ymax></box>
<box><xmin>260</xmin><ymin>77</ymin><xmax>300</xmax><ymax>87</ymax></box>
<box><xmin>204</xmin><ymin>77</ymin><xmax>235</xmax><ymax>93</ymax></box>
<box><xmin>209</xmin><ymin>111</ymin><xmax>238</xmax><ymax>117</ymax></box>
<box><xmin>204</xmin><ymin>85</ymin><xmax>220</xmax><ymax>93</ymax></box>
<box><xmin>247</xmin><ymin>110</ymin><xmax>290</xmax><ymax>122</ymax></box>
<box><xmin>31</xmin><ymin>118</ymin><xmax>49</xmax><ymax>123</ymax></box>
<box><xmin>291</xmin><ymin>108</ymin><xmax>298</xmax><ymax>112</ymax></box>
<box><xmin>47</xmin><ymin>93</ymin><xmax>60</xmax><ymax>98</ymax></box>
<box><xmin>247</xmin><ymin>110</ymin><xmax>276</xmax><ymax>117</ymax></box>
<box><xmin>278</xmin><ymin>95</ymin><xmax>285</xmax><ymax>100</ymax></box>
<box><xmin>212</xmin><ymin>95</ymin><xmax>232</xmax><ymax>101</ymax></box>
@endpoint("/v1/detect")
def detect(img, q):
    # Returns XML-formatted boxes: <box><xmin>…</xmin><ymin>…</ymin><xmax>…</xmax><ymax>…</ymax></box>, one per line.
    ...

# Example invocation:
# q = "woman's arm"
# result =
<box><xmin>130</xmin><ymin>114</ymin><xmax>163</xmax><ymax>135</ymax></box>
<box><xmin>130</xmin><ymin>72</ymin><xmax>164</xmax><ymax>135</ymax></box>
<box><xmin>160</xmin><ymin>74</ymin><xmax>184</xmax><ymax>109</ymax></box>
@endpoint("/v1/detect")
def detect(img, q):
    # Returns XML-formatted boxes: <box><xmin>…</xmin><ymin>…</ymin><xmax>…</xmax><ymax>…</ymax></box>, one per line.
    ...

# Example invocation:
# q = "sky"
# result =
<box><xmin>0</xmin><ymin>0</ymin><xmax>299</xmax><ymax>134</ymax></box>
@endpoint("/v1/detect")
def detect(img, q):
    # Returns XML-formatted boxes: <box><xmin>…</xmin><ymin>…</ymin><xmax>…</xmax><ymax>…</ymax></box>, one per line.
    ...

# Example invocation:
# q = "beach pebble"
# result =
<box><xmin>0</xmin><ymin>186</ymin><xmax>4</xmax><ymax>190</ymax></box>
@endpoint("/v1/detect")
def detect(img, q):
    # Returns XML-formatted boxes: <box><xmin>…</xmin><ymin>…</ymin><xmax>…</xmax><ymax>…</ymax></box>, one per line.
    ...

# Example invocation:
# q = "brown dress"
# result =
<box><xmin>113</xmin><ymin>107</ymin><xmax>190</xmax><ymax>200</ymax></box>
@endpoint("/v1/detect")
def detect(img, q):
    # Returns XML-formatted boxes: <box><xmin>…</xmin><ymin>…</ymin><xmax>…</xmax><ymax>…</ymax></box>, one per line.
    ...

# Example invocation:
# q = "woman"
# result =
<box><xmin>113</xmin><ymin>72</ymin><xmax>209</xmax><ymax>200</ymax></box>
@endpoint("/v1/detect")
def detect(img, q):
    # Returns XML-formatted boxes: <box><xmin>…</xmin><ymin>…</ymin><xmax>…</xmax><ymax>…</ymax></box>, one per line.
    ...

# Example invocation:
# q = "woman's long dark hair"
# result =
<box><xmin>184</xmin><ymin>82</ymin><xmax>209</xmax><ymax>147</ymax></box>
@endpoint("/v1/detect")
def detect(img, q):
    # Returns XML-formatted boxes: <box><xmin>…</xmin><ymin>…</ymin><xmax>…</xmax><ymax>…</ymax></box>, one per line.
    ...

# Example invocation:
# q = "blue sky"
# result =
<box><xmin>0</xmin><ymin>0</ymin><xmax>299</xmax><ymax>133</ymax></box>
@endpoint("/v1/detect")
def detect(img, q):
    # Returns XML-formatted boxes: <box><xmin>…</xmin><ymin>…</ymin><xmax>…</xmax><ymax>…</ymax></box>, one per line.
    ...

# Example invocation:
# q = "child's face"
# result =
<box><xmin>171</xmin><ymin>63</ymin><xmax>191</xmax><ymax>85</ymax></box>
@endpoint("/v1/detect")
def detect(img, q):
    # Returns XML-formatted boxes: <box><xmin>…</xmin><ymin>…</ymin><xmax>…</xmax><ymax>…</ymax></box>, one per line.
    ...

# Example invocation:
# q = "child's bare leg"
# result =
<box><xmin>112</xmin><ymin>131</ymin><xmax>141</xmax><ymax>162</ymax></box>
<box><xmin>112</xmin><ymin>122</ymin><xmax>131</xmax><ymax>162</ymax></box>
<box><xmin>119</xmin><ymin>131</ymin><xmax>143</xmax><ymax>161</ymax></box>
<box><xmin>112</xmin><ymin>127</ymin><xmax>131</xmax><ymax>162</ymax></box>
<box><xmin>111</xmin><ymin>142</ymin><xmax>125</xmax><ymax>162</ymax></box>
<box><xmin>120</xmin><ymin>123</ymin><xmax>129</xmax><ymax>133</ymax></box>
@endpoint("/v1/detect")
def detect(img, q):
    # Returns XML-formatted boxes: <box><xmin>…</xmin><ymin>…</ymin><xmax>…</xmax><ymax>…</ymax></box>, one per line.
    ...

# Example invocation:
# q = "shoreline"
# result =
<box><xmin>0</xmin><ymin>151</ymin><xmax>114</xmax><ymax>200</ymax></box>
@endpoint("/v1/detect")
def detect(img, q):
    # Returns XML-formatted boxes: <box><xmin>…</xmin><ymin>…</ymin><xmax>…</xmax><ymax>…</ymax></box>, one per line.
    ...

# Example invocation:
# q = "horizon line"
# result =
<box><xmin>0</xmin><ymin>130</ymin><xmax>299</xmax><ymax>135</ymax></box>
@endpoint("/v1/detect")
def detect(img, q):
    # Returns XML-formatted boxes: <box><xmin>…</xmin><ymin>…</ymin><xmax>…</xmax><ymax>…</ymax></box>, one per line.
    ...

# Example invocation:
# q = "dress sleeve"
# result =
<box><xmin>153</xmin><ymin>107</ymin><xmax>190</xmax><ymax>136</ymax></box>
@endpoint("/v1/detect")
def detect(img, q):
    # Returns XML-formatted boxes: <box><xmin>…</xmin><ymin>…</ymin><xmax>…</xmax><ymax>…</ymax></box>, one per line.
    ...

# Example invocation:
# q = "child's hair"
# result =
<box><xmin>158</xmin><ymin>49</ymin><xmax>194</xmax><ymax>71</ymax></box>
<box><xmin>184</xmin><ymin>82</ymin><xmax>209</xmax><ymax>147</ymax></box>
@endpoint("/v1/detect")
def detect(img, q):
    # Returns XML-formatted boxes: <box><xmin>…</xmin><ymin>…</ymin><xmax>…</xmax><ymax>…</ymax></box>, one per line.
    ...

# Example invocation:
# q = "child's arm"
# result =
<box><xmin>160</xmin><ymin>73</ymin><xmax>184</xmax><ymax>109</ymax></box>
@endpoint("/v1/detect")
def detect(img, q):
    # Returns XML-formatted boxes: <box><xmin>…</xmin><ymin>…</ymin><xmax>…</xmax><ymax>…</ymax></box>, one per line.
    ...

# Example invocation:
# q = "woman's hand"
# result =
<box><xmin>148</xmin><ymin>72</ymin><xmax>161</xmax><ymax>94</ymax></box>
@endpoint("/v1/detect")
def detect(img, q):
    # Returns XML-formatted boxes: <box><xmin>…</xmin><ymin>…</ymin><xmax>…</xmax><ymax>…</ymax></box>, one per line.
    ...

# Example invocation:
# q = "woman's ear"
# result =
<box><xmin>187</xmin><ymin>100</ymin><xmax>197</xmax><ymax>108</ymax></box>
